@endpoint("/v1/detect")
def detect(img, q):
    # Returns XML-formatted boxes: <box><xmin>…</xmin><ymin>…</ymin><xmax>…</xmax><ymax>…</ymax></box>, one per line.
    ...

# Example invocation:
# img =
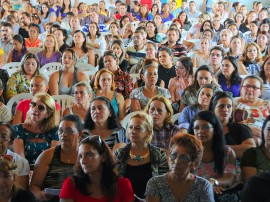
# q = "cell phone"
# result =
<box><xmin>44</xmin><ymin>188</ymin><xmax>61</xmax><ymax>196</ymax></box>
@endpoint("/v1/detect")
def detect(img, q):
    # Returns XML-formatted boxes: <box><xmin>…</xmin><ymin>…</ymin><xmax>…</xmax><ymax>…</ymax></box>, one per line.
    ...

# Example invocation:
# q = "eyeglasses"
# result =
<box><xmin>242</xmin><ymin>85</ymin><xmax>260</xmax><ymax>90</ymax></box>
<box><xmin>58</xmin><ymin>128</ymin><xmax>77</xmax><ymax>135</ymax></box>
<box><xmin>169</xmin><ymin>152</ymin><xmax>192</xmax><ymax>162</ymax></box>
<box><xmin>0</xmin><ymin>135</ymin><xmax>10</xmax><ymax>142</ymax></box>
<box><xmin>217</xmin><ymin>104</ymin><xmax>232</xmax><ymax>109</ymax></box>
<box><xmin>193</xmin><ymin>125</ymin><xmax>213</xmax><ymax>131</ymax></box>
<box><xmin>30</xmin><ymin>102</ymin><xmax>46</xmax><ymax>112</ymax></box>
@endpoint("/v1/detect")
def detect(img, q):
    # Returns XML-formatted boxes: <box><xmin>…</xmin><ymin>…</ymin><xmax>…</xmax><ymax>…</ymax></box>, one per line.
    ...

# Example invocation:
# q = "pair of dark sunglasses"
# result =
<box><xmin>30</xmin><ymin>102</ymin><xmax>46</xmax><ymax>112</ymax></box>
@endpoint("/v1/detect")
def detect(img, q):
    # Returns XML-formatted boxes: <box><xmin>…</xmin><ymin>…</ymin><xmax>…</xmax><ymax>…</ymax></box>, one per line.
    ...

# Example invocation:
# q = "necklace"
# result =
<box><xmin>129</xmin><ymin>150</ymin><xmax>150</xmax><ymax>161</ymax></box>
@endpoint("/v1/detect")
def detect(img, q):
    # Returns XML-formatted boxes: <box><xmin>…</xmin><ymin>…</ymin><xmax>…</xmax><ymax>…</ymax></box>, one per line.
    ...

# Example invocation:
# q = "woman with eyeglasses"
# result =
<box><xmin>188</xmin><ymin>111</ymin><xmax>237</xmax><ymax>201</ymax></box>
<box><xmin>179</xmin><ymin>84</ymin><xmax>219</xmax><ymax>133</ymax></box>
<box><xmin>49</xmin><ymin>48</ymin><xmax>88</xmax><ymax>96</ymax></box>
<box><xmin>114</xmin><ymin>112</ymin><xmax>169</xmax><ymax>201</ymax></box>
<box><xmin>12</xmin><ymin>93</ymin><xmax>59</xmax><ymax>165</ymax></box>
<box><xmin>234</xmin><ymin>75</ymin><xmax>270</xmax><ymax>146</ymax></box>
<box><xmin>29</xmin><ymin>115</ymin><xmax>83</xmax><ymax>201</ymax></box>
<box><xmin>63</xmin><ymin>81</ymin><xmax>91</xmax><ymax>124</ymax></box>
<box><xmin>180</xmin><ymin>65</ymin><xmax>221</xmax><ymax>112</ymax></box>
<box><xmin>0</xmin><ymin>123</ymin><xmax>30</xmax><ymax>189</ymax></box>
<box><xmin>6</xmin><ymin>52</ymin><xmax>40</xmax><ymax>100</ymax></box>
<box><xmin>0</xmin><ymin>155</ymin><xmax>36</xmax><ymax>202</ymax></box>
<box><xmin>130</xmin><ymin>64</ymin><xmax>170</xmax><ymax>112</ymax></box>
<box><xmin>59</xmin><ymin>135</ymin><xmax>135</xmax><ymax>201</ymax></box>
<box><xmin>91</xmin><ymin>69</ymin><xmax>125</xmax><ymax>121</ymax></box>
<box><xmin>216</xmin><ymin>56</ymin><xmax>242</xmax><ymax>97</ymax></box>
<box><xmin>241</xmin><ymin>115</ymin><xmax>270</xmax><ymax>183</ymax></box>
<box><xmin>84</xmin><ymin>96</ymin><xmax>127</xmax><ymax>150</ymax></box>
<box><xmin>145</xmin><ymin>133</ymin><xmax>214</xmax><ymax>201</ymax></box>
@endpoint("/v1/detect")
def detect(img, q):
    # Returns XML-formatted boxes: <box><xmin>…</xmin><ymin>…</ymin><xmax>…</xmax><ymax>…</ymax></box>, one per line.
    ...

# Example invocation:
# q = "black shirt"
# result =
<box><xmin>158</xmin><ymin>65</ymin><xmax>176</xmax><ymax>88</ymax></box>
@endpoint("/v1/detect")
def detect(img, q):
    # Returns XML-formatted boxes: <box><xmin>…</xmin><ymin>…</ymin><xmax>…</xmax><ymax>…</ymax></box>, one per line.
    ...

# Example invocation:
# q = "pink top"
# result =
<box><xmin>60</xmin><ymin>177</ymin><xmax>134</xmax><ymax>202</ymax></box>
<box><xmin>16</xmin><ymin>99</ymin><xmax>61</xmax><ymax>122</ymax></box>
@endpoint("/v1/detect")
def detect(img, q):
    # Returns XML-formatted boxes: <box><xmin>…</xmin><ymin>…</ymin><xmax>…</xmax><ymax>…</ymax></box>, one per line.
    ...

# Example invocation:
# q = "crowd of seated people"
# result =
<box><xmin>1</xmin><ymin>0</ymin><xmax>270</xmax><ymax>201</ymax></box>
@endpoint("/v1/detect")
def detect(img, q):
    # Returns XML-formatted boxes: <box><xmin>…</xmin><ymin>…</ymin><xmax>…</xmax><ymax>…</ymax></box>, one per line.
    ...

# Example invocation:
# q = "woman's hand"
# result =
<box><xmin>213</xmin><ymin>186</ymin><xmax>226</xmax><ymax>195</ymax></box>
<box><xmin>39</xmin><ymin>191</ymin><xmax>53</xmax><ymax>201</ymax></box>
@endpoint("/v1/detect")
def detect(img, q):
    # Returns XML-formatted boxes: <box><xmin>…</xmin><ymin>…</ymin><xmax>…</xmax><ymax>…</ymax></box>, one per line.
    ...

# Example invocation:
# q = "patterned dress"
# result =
<box><xmin>12</xmin><ymin>124</ymin><xmax>59</xmax><ymax>164</ymax></box>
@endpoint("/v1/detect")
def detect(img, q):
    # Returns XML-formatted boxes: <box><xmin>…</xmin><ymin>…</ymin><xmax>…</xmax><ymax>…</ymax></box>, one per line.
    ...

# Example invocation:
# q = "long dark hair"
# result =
<box><xmin>88</xmin><ymin>22</ymin><xmax>101</xmax><ymax>38</ymax></box>
<box><xmin>84</xmin><ymin>96</ymin><xmax>121</xmax><ymax>130</ymax></box>
<box><xmin>71</xmin><ymin>30</ymin><xmax>88</xmax><ymax>53</ymax></box>
<box><xmin>72</xmin><ymin>136</ymin><xmax>118</xmax><ymax>198</ymax></box>
<box><xmin>259</xmin><ymin>56</ymin><xmax>270</xmax><ymax>84</ymax></box>
<box><xmin>193</xmin><ymin>65</ymin><xmax>215</xmax><ymax>90</ymax></box>
<box><xmin>41</xmin><ymin>3</ymin><xmax>50</xmax><ymax>18</ymax></box>
<box><xmin>60</xmin><ymin>0</ymin><xmax>71</xmax><ymax>14</ymax></box>
<box><xmin>261</xmin><ymin>115</ymin><xmax>270</xmax><ymax>146</ymax></box>
<box><xmin>177</xmin><ymin>57</ymin><xmax>193</xmax><ymax>77</ymax></box>
<box><xmin>221</xmin><ymin>56</ymin><xmax>242</xmax><ymax>85</ymax></box>
<box><xmin>209</xmin><ymin>91</ymin><xmax>234</xmax><ymax>123</ymax></box>
<box><xmin>188</xmin><ymin>111</ymin><xmax>226</xmax><ymax>175</ymax></box>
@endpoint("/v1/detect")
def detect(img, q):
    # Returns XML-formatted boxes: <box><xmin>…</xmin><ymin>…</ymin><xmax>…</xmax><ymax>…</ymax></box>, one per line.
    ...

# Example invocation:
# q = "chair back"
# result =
<box><xmin>2</xmin><ymin>62</ymin><xmax>21</xmax><ymax>76</ymax></box>
<box><xmin>6</xmin><ymin>93</ymin><xmax>33</xmax><ymax>114</ymax></box>
<box><xmin>51</xmin><ymin>95</ymin><xmax>76</xmax><ymax>116</ymax></box>
<box><xmin>40</xmin><ymin>62</ymin><xmax>63</xmax><ymax>73</ymax></box>
<box><xmin>27</xmin><ymin>47</ymin><xmax>43</xmax><ymax>55</ymax></box>
<box><xmin>121</xmin><ymin>112</ymin><xmax>138</xmax><ymax>130</ymax></box>
<box><xmin>76</xmin><ymin>63</ymin><xmax>98</xmax><ymax>72</ymax></box>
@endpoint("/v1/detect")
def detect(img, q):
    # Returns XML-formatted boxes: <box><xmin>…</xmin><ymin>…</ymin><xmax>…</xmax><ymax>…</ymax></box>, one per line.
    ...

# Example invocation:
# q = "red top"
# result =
<box><xmin>16</xmin><ymin>99</ymin><xmax>61</xmax><ymax>122</ymax></box>
<box><xmin>60</xmin><ymin>177</ymin><xmax>134</xmax><ymax>202</ymax></box>
<box><xmin>140</xmin><ymin>0</ymin><xmax>152</xmax><ymax>10</ymax></box>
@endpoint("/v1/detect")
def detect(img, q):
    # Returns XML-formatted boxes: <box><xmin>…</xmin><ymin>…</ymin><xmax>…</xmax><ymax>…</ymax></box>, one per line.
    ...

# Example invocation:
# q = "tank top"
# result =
<box><xmin>43</xmin><ymin>145</ymin><xmax>74</xmax><ymax>189</ymax></box>
<box><xmin>94</xmin><ymin>91</ymin><xmax>119</xmax><ymax>117</ymax></box>
<box><xmin>58</xmin><ymin>68</ymin><xmax>79</xmax><ymax>95</ymax></box>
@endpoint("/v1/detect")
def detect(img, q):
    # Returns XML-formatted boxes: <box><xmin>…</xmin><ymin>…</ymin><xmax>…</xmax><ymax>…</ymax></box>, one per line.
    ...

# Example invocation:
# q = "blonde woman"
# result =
<box><xmin>238</xmin><ymin>42</ymin><xmax>263</xmax><ymax>75</ymax></box>
<box><xmin>12</xmin><ymin>93</ymin><xmax>59</xmax><ymax>165</ymax></box>
<box><xmin>114</xmin><ymin>112</ymin><xmax>169</xmax><ymax>201</ymax></box>
<box><xmin>37</xmin><ymin>34</ymin><xmax>61</xmax><ymax>67</ymax></box>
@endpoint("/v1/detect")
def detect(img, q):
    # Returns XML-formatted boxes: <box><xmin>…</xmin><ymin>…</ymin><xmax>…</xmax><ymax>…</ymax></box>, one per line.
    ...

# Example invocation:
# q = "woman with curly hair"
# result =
<box><xmin>238</xmin><ymin>42</ymin><xmax>263</xmax><ymax>76</ymax></box>
<box><xmin>59</xmin><ymin>135</ymin><xmax>134</xmax><ymax>201</ymax></box>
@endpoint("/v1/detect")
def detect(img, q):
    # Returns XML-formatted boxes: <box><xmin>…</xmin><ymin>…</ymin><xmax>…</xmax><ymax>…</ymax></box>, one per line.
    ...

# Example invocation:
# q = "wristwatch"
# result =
<box><xmin>209</xmin><ymin>178</ymin><xmax>219</xmax><ymax>186</ymax></box>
